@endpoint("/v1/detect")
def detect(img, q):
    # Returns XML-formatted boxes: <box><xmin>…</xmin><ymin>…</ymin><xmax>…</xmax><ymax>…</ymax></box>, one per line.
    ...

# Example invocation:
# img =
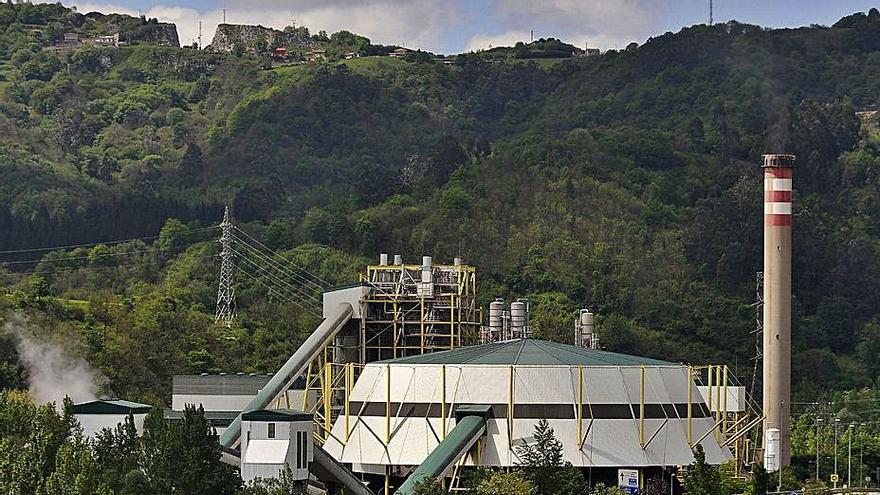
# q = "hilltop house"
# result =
<box><xmin>389</xmin><ymin>47</ymin><xmax>410</xmax><ymax>58</ymax></box>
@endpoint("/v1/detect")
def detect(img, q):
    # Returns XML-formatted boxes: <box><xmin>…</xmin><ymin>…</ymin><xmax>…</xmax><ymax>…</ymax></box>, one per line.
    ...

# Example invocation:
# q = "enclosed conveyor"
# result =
<box><xmin>312</xmin><ymin>444</ymin><xmax>374</xmax><ymax>495</ymax></box>
<box><xmin>219</xmin><ymin>302</ymin><xmax>353</xmax><ymax>449</ymax></box>
<box><xmin>396</xmin><ymin>405</ymin><xmax>491</xmax><ymax>495</ymax></box>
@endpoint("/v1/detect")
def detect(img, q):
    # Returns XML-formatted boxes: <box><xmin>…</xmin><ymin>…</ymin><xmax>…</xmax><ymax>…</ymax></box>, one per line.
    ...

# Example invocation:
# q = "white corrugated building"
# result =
<box><xmin>170</xmin><ymin>374</ymin><xmax>312</xmax><ymax>436</ymax></box>
<box><xmin>241</xmin><ymin>409</ymin><xmax>313</xmax><ymax>484</ymax></box>
<box><xmin>324</xmin><ymin>339</ymin><xmax>733</xmax><ymax>481</ymax></box>
<box><xmin>71</xmin><ymin>399</ymin><xmax>152</xmax><ymax>438</ymax></box>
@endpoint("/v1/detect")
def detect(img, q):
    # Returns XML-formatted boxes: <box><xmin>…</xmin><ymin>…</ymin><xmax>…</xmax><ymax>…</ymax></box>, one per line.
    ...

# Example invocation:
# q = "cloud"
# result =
<box><xmin>66</xmin><ymin>0</ymin><xmax>660</xmax><ymax>53</ymax></box>
<box><xmin>464</xmin><ymin>30</ymin><xmax>531</xmax><ymax>52</ymax></box>
<box><xmin>466</xmin><ymin>0</ymin><xmax>656</xmax><ymax>51</ymax></box>
<box><xmin>68</xmin><ymin>0</ymin><xmax>460</xmax><ymax>50</ymax></box>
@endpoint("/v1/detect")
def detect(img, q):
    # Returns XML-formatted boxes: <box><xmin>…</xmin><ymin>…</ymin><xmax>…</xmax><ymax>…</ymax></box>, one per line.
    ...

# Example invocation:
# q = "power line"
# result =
<box><xmin>235</xmin><ymin>266</ymin><xmax>322</xmax><ymax>318</ymax></box>
<box><xmin>0</xmin><ymin>226</ymin><xmax>218</xmax><ymax>256</ymax></box>
<box><xmin>1</xmin><ymin>253</ymin><xmax>216</xmax><ymax>278</ymax></box>
<box><xmin>230</xmin><ymin>225</ymin><xmax>328</xmax><ymax>287</ymax></box>
<box><xmin>1</xmin><ymin>248</ymin><xmax>158</xmax><ymax>266</ymax></box>
<box><xmin>227</xmin><ymin>233</ymin><xmax>326</xmax><ymax>294</ymax></box>
<box><xmin>229</xmin><ymin>247</ymin><xmax>322</xmax><ymax>309</ymax></box>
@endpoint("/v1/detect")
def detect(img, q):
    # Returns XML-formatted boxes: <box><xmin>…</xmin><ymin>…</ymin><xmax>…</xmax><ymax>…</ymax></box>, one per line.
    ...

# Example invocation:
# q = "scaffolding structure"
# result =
<box><xmin>299</xmin><ymin>257</ymin><xmax>481</xmax><ymax>443</ymax></box>
<box><xmin>690</xmin><ymin>365</ymin><xmax>765</xmax><ymax>478</ymax></box>
<box><xmin>359</xmin><ymin>257</ymin><xmax>480</xmax><ymax>362</ymax></box>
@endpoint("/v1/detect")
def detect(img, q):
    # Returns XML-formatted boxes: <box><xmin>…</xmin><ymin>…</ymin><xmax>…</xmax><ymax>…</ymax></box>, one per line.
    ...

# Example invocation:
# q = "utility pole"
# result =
<box><xmin>709</xmin><ymin>0</ymin><xmax>714</xmax><ymax>25</ymax></box>
<box><xmin>834</xmin><ymin>418</ymin><xmax>840</xmax><ymax>488</ymax></box>
<box><xmin>215</xmin><ymin>206</ymin><xmax>236</xmax><ymax>328</ymax></box>
<box><xmin>848</xmin><ymin>424</ymin><xmax>853</xmax><ymax>487</ymax></box>
<box><xmin>816</xmin><ymin>417</ymin><xmax>822</xmax><ymax>481</ymax></box>
<box><xmin>198</xmin><ymin>20</ymin><xmax>202</xmax><ymax>49</ymax></box>
<box><xmin>223</xmin><ymin>8</ymin><xmax>226</xmax><ymax>23</ymax></box>
<box><xmin>860</xmin><ymin>423</ymin><xmax>866</xmax><ymax>487</ymax></box>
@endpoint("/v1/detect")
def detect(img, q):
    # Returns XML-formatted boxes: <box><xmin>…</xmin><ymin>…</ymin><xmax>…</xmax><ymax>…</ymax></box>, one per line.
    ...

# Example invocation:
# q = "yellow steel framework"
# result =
<box><xmin>296</xmin><ymin>261</ymin><xmax>480</xmax><ymax>444</ymax></box>
<box><xmin>359</xmin><ymin>263</ymin><xmax>479</xmax><ymax>362</ymax></box>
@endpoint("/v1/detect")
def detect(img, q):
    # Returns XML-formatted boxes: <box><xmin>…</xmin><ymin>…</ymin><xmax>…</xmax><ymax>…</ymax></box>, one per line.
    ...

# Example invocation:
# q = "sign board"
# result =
<box><xmin>618</xmin><ymin>469</ymin><xmax>639</xmax><ymax>495</ymax></box>
<box><xmin>830</xmin><ymin>474</ymin><xmax>839</xmax><ymax>483</ymax></box>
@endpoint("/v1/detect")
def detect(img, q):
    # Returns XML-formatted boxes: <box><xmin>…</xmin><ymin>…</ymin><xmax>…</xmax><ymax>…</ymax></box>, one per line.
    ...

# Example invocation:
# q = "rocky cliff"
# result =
<box><xmin>207</xmin><ymin>24</ymin><xmax>315</xmax><ymax>54</ymax></box>
<box><xmin>83</xmin><ymin>12</ymin><xmax>180</xmax><ymax>47</ymax></box>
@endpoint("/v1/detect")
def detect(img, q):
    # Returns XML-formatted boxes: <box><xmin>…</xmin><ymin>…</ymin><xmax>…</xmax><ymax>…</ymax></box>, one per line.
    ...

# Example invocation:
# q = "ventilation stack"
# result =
<box><xmin>761</xmin><ymin>153</ymin><xmax>794</xmax><ymax>469</ymax></box>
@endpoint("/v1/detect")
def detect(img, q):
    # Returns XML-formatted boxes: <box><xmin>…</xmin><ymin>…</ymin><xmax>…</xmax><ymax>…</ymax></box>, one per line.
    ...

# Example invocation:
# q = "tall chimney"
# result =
<box><xmin>762</xmin><ymin>153</ymin><xmax>794</xmax><ymax>469</ymax></box>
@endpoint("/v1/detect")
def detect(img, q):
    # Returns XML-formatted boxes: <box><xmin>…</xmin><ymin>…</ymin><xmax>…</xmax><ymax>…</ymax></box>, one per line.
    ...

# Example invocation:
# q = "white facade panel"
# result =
<box><xmin>697</xmin><ymin>386</ymin><xmax>747</xmax><ymax>413</ymax></box>
<box><xmin>324</xmin><ymin>362</ymin><xmax>733</xmax><ymax>473</ymax></box>
<box><xmin>76</xmin><ymin>413</ymin><xmax>147</xmax><ymax>438</ymax></box>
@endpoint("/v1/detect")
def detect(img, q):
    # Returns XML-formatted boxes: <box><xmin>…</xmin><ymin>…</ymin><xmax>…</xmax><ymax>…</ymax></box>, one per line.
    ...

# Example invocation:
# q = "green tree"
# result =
<box><xmin>241</xmin><ymin>468</ymin><xmax>306</xmax><ymax>494</ymax></box>
<box><xmin>92</xmin><ymin>415</ymin><xmax>141</xmax><ymax>494</ymax></box>
<box><xmin>746</xmin><ymin>463</ymin><xmax>769</xmax><ymax>495</ymax></box>
<box><xmin>473</xmin><ymin>471</ymin><xmax>535</xmax><ymax>495</ymax></box>
<box><xmin>684</xmin><ymin>445</ymin><xmax>723</xmax><ymax>495</ymax></box>
<box><xmin>140</xmin><ymin>406</ymin><xmax>241</xmax><ymax>495</ymax></box>
<box><xmin>515</xmin><ymin>419</ymin><xmax>585</xmax><ymax>495</ymax></box>
<box><xmin>411</xmin><ymin>477</ymin><xmax>445</xmax><ymax>495</ymax></box>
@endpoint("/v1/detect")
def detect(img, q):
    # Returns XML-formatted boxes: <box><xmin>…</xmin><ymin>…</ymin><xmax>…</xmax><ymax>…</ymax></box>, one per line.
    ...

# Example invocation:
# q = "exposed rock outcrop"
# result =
<box><xmin>207</xmin><ymin>24</ymin><xmax>315</xmax><ymax>54</ymax></box>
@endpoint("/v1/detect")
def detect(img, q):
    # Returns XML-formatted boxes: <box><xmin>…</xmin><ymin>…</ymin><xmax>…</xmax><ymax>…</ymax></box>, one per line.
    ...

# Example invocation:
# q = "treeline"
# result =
<box><xmin>4</xmin><ymin>4</ymin><xmax>880</xmax><ymax>402</ymax></box>
<box><xmin>0</xmin><ymin>391</ymin><xmax>301</xmax><ymax>495</ymax></box>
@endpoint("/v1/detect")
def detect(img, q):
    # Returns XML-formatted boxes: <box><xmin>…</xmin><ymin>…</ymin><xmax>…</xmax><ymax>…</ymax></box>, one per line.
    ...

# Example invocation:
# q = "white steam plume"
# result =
<box><xmin>3</xmin><ymin>313</ymin><xmax>107</xmax><ymax>406</ymax></box>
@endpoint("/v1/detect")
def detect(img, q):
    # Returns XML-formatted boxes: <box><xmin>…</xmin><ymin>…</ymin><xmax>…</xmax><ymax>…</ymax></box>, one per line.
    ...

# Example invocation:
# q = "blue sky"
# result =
<box><xmin>66</xmin><ymin>0</ymin><xmax>880</xmax><ymax>53</ymax></box>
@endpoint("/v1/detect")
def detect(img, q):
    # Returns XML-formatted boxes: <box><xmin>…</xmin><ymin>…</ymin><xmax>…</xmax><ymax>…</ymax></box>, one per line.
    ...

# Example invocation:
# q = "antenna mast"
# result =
<box><xmin>215</xmin><ymin>206</ymin><xmax>236</xmax><ymax>328</ymax></box>
<box><xmin>198</xmin><ymin>20</ymin><xmax>202</xmax><ymax>49</ymax></box>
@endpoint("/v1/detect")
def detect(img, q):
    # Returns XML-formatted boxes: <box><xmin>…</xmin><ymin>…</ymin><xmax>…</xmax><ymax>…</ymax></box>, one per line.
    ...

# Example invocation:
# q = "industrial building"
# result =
<box><xmin>240</xmin><ymin>409</ymin><xmax>314</xmax><ymax>484</ymax></box>
<box><xmin>197</xmin><ymin>252</ymin><xmax>769</xmax><ymax>494</ymax></box>
<box><xmin>322</xmin><ymin>339</ymin><xmax>742</xmax><ymax>492</ymax></box>
<box><xmin>71</xmin><ymin>399</ymin><xmax>152</xmax><ymax>438</ymax></box>
<box><xmin>168</xmin><ymin>374</ymin><xmax>312</xmax><ymax>436</ymax></box>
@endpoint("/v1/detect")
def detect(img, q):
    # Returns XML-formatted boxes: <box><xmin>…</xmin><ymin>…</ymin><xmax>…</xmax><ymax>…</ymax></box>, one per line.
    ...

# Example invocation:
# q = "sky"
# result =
<box><xmin>63</xmin><ymin>0</ymin><xmax>880</xmax><ymax>53</ymax></box>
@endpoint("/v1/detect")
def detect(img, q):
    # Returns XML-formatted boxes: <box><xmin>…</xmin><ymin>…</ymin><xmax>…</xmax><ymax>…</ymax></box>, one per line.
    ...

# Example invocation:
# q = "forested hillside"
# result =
<box><xmin>4</xmin><ymin>2</ymin><xmax>880</xmax><ymax>408</ymax></box>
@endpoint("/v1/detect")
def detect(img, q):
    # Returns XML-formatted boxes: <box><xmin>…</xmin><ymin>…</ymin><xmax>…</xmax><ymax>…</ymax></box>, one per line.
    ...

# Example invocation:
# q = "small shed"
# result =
<box><xmin>71</xmin><ymin>399</ymin><xmax>152</xmax><ymax>438</ymax></box>
<box><xmin>241</xmin><ymin>409</ymin><xmax>313</xmax><ymax>484</ymax></box>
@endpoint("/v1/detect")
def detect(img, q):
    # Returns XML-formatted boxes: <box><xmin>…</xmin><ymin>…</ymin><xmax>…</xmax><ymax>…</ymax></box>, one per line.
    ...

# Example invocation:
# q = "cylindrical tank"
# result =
<box><xmin>577</xmin><ymin>310</ymin><xmax>594</xmax><ymax>348</ymax></box>
<box><xmin>762</xmin><ymin>153</ymin><xmax>794</xmax><ymax>467</ymax></box>
<box><xmin>393</xmin><ymin>254</ymin><xmax>403</xmax><ymax>265</ymax></box>
<box><xmin>510</xmin><ymin>301</ymin><xmax>527</xmax><ymax>339</ymax></box>
<box><xmin>489</xmin><ymin>299</ymin><xmax>504</xmax><ymax>341</ymax></box>
<box><xmin>764</xmin><ymin>428</ymin><xmax>781</xmax><ymax>472</ymax></box>
<box><xmin>453</xmin><ymin>257</ymin><xmax>462</xmax><ymax>266</ymax></box>
<box><xmin>379</xmin><ymin>253</ymin><xmax>389</xmax><ymax>265</ymax></box>
<box><xmin>419</xmin><ymin>256</ymin><xmax>434</xmax><ymax>297</ymax></box>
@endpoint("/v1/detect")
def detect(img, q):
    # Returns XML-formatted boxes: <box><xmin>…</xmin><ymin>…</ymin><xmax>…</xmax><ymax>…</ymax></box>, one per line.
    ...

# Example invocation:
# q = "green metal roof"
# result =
<box><xmin>380</xmin><ymin>339</ymin><xmax>675</xmax><ymax>366</ymax></box>
<box><xmin>71</xmin><ymin>399</ymin><xmax>152</xmax><ymax>415</ymax></box>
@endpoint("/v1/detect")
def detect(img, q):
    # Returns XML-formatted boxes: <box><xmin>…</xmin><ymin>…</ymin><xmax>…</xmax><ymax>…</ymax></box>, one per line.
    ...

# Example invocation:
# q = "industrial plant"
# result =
<box><xmin>68</xmin><ymin>153</ymin><xmax>796</xmax><ymax>494</ymax></box>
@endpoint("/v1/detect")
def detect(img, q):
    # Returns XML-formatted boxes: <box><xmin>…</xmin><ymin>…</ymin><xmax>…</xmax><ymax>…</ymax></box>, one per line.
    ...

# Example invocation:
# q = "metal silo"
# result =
<box><xmin>488</xmin><ymin>299</ymin><xmax>505</xmax><ymax>342</ymax></box>
<box><xmin>510</xmin><ymin>300</ymin><xmax>528</xmax><ymax>339</ymax></box>
<box><xmin>575</xmin><ymin>310</ymin><xmax>596</xmax><ymax>349</ymax></box>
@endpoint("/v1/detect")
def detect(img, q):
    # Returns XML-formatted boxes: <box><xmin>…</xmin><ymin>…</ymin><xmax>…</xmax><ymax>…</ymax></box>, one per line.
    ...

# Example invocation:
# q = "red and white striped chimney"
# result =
<box><xmin>762</xmin><ymin>153</ymin><xmax>794</xmax><ymax>470</ymax></box>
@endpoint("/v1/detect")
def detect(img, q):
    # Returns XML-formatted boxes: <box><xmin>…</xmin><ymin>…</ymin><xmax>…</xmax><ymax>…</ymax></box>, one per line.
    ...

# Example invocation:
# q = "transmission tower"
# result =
<box><xmin>215</xmin><ymin>206</ymin><xmax>236</xmax><ymax>328</ymax></box>
<box><xmin>750</xmin><ymin>271</ymin><xmax>763</xmax><ymax>400</ymax></box>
